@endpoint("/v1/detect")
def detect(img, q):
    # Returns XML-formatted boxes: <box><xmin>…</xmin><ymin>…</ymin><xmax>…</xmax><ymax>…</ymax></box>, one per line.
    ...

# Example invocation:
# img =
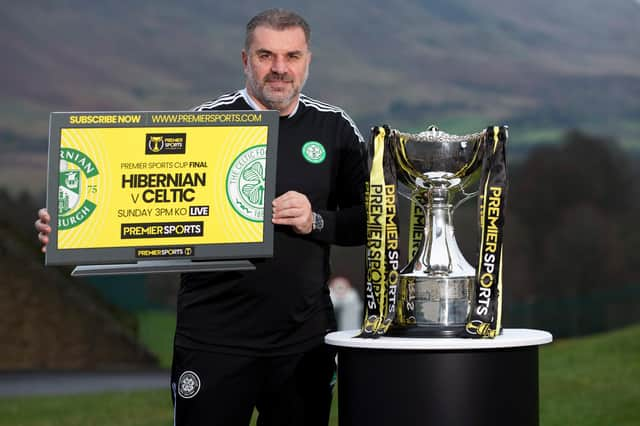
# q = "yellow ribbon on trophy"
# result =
<box><xmin>463</xmin><ymin>126</ymin><xmax>507</xmax><ymax>338</ymax></box>
<box><xmin>360</xmin><ymin>126</ymin><xmax>400</xmax><ymax>337</ymax></box>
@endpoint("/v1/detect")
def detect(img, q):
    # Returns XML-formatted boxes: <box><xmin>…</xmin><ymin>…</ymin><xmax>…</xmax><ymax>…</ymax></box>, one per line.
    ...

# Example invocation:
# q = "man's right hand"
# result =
<box><xmin>35</xmin><ymin>208</ymin><xmax>51</xmax><ymax>253</ymax></box>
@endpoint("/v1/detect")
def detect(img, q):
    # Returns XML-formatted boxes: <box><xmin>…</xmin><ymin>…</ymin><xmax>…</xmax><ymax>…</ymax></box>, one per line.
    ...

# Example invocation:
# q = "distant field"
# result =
<box><xmin>1</xmin><ymin>318</ymin><xmax>637</xmax><ymax>426</ymax></box>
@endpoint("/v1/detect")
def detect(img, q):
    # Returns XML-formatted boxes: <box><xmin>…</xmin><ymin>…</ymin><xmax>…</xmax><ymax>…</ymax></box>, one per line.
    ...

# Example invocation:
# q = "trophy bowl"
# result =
<box><xmin>392</xmin><ymin>126</ymin><xmax>485</xmax><ymax>192</ymax></box>
<box><xmin>390</xmin><ymin>126</ymin><xmax>486</xmax><ymax>337</ymax></box>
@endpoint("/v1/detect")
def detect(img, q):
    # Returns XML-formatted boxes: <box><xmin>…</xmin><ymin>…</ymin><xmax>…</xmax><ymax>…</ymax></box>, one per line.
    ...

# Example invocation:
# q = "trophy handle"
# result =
<box><xmin>451</xmin><ymin>168</ymin><xmax>482</xmax><ymax>212</ymax></box>
<box><xmin>452</xmin><ymin>188</ymin><xmax>479</xmax><ymax>212</ymax></box>
<box><xmin>398</xmin><ymin>181</ymin><xmax>477</xmax><ymax>213</ymax></box>
<box><xmin>397</xmin><ymin>184</ymin><xmax>429</xmax><ymax>212</ymax></box>
<box><xmin>396</xmin><ymin>182</ymin><xmax>414</xmax><ymax>201</ymax></box>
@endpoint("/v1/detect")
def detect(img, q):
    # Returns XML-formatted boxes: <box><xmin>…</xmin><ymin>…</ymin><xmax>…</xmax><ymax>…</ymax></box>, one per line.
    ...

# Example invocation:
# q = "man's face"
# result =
<box><xmin>243</xmin><ymin>26</ymin><xmax>311</xmax><ymax>115</ymax></box>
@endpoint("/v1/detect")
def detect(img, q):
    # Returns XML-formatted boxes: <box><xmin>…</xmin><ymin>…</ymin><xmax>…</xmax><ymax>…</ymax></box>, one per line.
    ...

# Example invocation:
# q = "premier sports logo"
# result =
<box><xmin>226</xmin><ymin>145</ymin><xmax>267</xmax><ymax>222</ymax></box>
<box><xmin>145</xmin><ymin>133</ymin><xmax>186</xmax><ymax>154</ymax></box>
<box><xmin>58</xmin><ymin>148</ymin><xmax>99</xmax><ymax>230</ymax></box>
<box><xmin>302</xmin><ymin>141</ymin><xmax>326</xmax><ymax>164</ymax></box>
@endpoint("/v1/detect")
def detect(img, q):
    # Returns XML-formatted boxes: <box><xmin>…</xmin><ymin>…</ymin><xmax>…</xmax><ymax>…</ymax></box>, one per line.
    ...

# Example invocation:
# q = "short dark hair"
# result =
<box><xmin>245</xmin><ymin>9</ymin><xmax>311</xmax><ymax>51</ymax></box>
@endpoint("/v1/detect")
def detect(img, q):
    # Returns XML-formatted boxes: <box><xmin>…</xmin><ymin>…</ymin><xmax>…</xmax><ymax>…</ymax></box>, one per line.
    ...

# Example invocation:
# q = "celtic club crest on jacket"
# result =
<box><xmin>226</xmin><ymin>145</ymin><xmax>267</xmax><ymax>222</ymax></box>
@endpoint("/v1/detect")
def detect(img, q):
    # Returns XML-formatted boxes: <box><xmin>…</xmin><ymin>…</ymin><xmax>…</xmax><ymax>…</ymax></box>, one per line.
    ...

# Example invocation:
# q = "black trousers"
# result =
<box><xmin>171</xmin><ymin>344</ymin><xmax>336</xmax><ymax>426</ymax></box>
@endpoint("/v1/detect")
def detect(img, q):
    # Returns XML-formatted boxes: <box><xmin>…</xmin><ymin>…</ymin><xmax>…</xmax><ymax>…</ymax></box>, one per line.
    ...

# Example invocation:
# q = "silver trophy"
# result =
<box><xmin>391</xmin><ymin>126</ymin><xmax>486</xmax><ymax>337</ymax></box>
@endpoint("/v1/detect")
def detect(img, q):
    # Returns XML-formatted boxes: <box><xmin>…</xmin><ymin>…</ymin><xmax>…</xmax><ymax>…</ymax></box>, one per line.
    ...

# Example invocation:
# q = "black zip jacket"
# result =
<box><xmin>174</xmin><ymin>90</ymin><xmax>367</xmax><ymax>355</ymax></box>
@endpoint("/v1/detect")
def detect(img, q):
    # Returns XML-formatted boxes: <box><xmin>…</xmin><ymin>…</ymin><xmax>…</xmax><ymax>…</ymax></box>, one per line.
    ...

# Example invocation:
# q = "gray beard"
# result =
<box><xmin>246</xmin><ymin>69</ymin><xmax>308</xmax><ymax>113</ymax></box>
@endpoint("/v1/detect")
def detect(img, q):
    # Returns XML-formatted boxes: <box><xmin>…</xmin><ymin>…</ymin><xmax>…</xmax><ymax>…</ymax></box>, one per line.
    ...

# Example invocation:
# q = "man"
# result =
<box><xmin>36</xmin><ymin>8</ymin><xmax>367</xmax><ymax>426</ymax></box>
<box><xmin>329</xmin><ymin>276</ymin><xmax>364</xmax><ymax>331</ymax></box>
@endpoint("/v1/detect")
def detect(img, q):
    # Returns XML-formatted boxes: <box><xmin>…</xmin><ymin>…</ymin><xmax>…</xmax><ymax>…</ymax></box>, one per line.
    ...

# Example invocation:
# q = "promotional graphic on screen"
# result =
<box><xmin>45</xmin><ymin>111</ymin><xmax>279</xmax><ymax>269</ymax></box>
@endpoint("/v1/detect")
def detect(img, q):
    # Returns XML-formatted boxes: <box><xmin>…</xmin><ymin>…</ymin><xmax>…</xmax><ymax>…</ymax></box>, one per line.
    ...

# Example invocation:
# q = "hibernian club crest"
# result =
<box><xmin>226</xmin><ymin>145</ymin><xmax>267</xmax><ymax>222</ymax></box>
<box><xmin>58</xmin><ymin>148</ymin><xmax>99</xmax><ymax>230</ymax></box>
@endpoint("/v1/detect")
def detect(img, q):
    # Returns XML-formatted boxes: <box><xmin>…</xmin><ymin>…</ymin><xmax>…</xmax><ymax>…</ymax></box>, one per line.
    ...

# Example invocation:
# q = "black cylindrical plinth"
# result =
<box><xmin>326</xmin><ymin>329</ymin><xmax>552</xmax><ymax>426</ymax></box>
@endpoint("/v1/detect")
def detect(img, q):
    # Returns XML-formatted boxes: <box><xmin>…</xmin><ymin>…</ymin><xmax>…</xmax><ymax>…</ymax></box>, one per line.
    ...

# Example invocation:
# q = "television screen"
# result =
<box><xmin>45</xmin><ymin>110</ymin><xmax>279</xmax><ymax>274</ymax></box>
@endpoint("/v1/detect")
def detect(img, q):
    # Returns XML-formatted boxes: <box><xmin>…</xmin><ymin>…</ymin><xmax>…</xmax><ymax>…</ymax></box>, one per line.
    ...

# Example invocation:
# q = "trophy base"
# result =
<box><xmin>388</xmin><ymin>324</ymin><xmax>465</xmax><ymax>338</ymax></box>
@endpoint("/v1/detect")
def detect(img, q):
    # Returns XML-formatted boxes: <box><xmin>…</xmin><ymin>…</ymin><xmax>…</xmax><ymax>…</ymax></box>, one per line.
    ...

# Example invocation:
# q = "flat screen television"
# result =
<box><xmin>45</xmin><ymin>110</ymin><xmax>279</xmax><ymax>275</ymax></box>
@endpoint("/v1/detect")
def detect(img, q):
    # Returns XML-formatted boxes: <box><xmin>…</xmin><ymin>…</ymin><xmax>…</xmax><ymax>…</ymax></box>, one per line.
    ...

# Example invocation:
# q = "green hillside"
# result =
<box><xmin>2</xmin><ymin>1</ymin><xmax>639</xmax><ymax>194</ymax></box>
<box><xmin>3</xmin><ymin>1</ymin><xmax>639</xmax><ymax>137</ymax></box>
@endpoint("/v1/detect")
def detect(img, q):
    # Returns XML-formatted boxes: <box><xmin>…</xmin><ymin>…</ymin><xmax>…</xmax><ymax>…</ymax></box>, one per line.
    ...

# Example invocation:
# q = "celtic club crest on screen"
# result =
<box><xmin>226</xmin><ymin>145</ymin><xmax>267</xmax><ymax>222</ymax></box>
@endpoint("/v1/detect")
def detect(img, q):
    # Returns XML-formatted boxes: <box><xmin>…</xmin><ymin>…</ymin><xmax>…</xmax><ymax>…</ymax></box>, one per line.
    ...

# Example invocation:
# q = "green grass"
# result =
<box><xmin>1</xmin><ymin>320</ymin><xmax>638</xmax><ymax>426</ymax></box>
<box><xmin>0</xmin><ymin>389</ymin><xmax>333</xmax><ymax>426</ymax></box>
<box><xmin>135</xmin><ymin>310</ymin><xmax>176</xmax><ymax>369</ymax></box>
<box><xmin>0</xmin><ymin>390</ymin><xmax>170</xmax><ymax>426</ymax></box>
<box><xmin>539</xmin><ymin>324</ymin><xmax>640</xmax><ymax>426</ymax></box>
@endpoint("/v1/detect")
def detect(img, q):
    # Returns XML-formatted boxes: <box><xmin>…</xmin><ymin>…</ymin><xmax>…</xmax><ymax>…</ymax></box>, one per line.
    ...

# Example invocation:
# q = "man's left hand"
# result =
<box><xmin>272</xmin><ymin>191</ymin><xmax>313</xmax><ymax>234</ymax></box>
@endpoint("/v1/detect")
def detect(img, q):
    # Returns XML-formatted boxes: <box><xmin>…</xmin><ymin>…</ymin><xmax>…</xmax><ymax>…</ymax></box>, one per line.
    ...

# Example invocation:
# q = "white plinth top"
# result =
<box><xmin>325</xmin><ymin>328</ymin><xmax>553</xmax><ymax>350</ymax></box>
